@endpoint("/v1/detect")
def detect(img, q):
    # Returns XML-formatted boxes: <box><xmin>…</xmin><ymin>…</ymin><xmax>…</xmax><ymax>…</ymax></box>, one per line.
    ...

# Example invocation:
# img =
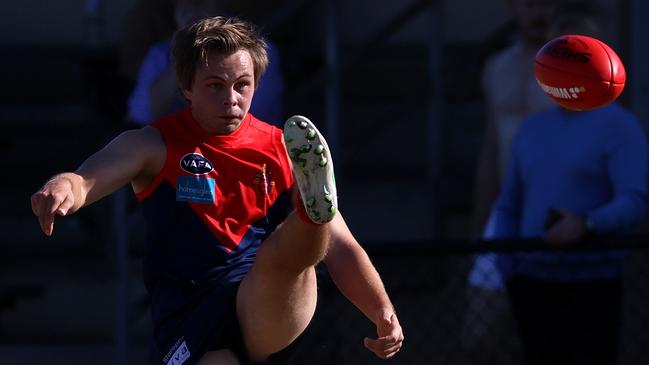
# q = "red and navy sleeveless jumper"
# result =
<box><xmin>137</xmin><ymin>108</ymin><xmax>294</xmax><ymax>364</ymax></box>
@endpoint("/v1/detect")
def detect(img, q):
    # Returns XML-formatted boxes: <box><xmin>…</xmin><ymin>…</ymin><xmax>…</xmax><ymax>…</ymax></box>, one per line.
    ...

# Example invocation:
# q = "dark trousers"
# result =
<box><xmin>507</xmin><ymin>275</ymin><xmax>622</xmax><ymax>365</ymax></box>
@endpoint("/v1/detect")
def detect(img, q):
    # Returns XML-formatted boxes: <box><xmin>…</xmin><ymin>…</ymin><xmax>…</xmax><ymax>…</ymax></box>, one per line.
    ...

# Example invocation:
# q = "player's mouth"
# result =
<box><xmin>218</xmin><ymin>115</ymin><xmax>243</xmax><ymax>122</ymax></box>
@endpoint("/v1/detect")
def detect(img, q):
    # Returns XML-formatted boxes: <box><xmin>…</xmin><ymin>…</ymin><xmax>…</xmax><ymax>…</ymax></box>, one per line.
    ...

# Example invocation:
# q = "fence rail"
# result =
<box><xmin>279</xmin><ymin>236</ymin><xmax>649</xmax><ymax>365</ymax></box>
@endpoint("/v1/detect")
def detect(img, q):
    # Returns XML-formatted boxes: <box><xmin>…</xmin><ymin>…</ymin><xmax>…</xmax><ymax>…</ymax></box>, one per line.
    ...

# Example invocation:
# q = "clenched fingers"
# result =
<box><xmin>364</xmin><ymin>313</ymin><xmax>404</xmax><ymax>359</ymax></box>
<box><xmin>363</xmin><ymin>335</ymin><xmax>403</xmax><ymax>359</ymax></box>
<box><xmin>31</xmin><ymin>190</ymin><xmax>73</xmax><ymax>236</ymax></box>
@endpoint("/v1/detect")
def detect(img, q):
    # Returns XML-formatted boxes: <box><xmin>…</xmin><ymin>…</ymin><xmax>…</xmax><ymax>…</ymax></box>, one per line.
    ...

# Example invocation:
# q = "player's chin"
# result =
<box><xmin>215</xmin><ymin>116</ymin><xmax>243</xmax><ymax>131</ymax></box>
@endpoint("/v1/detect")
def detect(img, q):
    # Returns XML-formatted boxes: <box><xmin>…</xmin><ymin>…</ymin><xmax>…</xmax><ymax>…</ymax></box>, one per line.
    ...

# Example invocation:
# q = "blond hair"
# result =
<box><xmin>172</xmin><ymin>16</ymin><xmax>269</xmax><ymax>90</ymax></box>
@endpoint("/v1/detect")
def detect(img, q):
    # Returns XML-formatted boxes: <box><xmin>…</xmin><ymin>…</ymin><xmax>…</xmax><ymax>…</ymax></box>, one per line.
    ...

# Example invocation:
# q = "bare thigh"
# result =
<box><xmin>197</xmin><ymin>349</ymin><xmax>240</xmax><ymax>365</ymax></box>
<box><xmin>235</xmin><ymin>220</ymin><xmax>322</xmax><ymax>362</ymax></box>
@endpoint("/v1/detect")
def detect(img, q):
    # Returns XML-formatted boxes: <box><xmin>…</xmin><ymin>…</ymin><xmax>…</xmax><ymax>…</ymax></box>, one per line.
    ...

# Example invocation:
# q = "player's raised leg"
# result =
<box><xmin>236</xmin><ymin>116</ymin><xmax>337</xmax><ymax>362</ymax></box>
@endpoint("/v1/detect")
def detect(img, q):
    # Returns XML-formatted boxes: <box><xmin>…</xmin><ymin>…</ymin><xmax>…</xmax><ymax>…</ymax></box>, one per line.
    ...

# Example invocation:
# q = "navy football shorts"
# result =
<box><xmin>150</xmin><ymin>279</ymin><xmax>250</xmax><ymax>365</ymax></box>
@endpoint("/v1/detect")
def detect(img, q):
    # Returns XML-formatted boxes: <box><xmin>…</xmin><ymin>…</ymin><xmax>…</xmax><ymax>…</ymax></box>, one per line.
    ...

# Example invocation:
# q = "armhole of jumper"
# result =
<box><xmin>273</xmin><ymin>126</ymin><xmax>295</xmax><ymax>189</ymax></box>
<box><xmin>135</xmin><ymin>126</ymin><xmax>171</xmax><ymax>201</ymax></box>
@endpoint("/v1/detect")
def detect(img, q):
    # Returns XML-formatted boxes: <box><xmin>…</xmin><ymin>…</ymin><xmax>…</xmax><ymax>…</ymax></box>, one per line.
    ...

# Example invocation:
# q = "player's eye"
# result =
<box><xmin>208</xmin><ymin>82</ymin><xmax>224</xmax><ymax>90</ymax></box>
<box><xmin>235</xmin><ymin>80</ymin><xmax>252</xmax><ymax>92</ymax></box>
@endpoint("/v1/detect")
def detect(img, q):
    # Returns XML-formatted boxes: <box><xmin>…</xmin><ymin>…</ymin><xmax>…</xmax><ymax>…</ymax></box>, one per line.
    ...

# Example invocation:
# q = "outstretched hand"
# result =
<box><xmin>30</xmin><ymin>177</ymin><xmax>76</xmax><ymax>236</ymax></box>
<box><xmin>363</xmin><ymin>313</ymin><xmax>404</xmax><ymax>359</ymax></box>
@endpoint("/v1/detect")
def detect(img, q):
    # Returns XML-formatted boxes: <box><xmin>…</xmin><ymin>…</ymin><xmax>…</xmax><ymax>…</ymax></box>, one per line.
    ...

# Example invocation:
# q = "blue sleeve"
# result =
<box><xmin>587</xmin><ymin>115</ymin><xmax>649</xmax><ymax>232</ymax></box>
<box><xmin>127</xmin><ymin>42</ymin><xmax>172</xmax><ymax>125</ymax></box>
<box><xmin>491</xmin><ymin>137</ymin><xmax>523</xmax><ymax>238</ymax></box>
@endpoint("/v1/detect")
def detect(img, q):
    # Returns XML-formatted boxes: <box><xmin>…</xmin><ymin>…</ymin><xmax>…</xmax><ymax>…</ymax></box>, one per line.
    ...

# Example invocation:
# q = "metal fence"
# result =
<box><xmin>278</xmin><ymin>237</ymin><xmax>649</xmax><ymax>365</ymax></box>
<box><xmin>101</xmin><ymin>192</ymin><xmax>649</xmax><ymax>365</ymax></box>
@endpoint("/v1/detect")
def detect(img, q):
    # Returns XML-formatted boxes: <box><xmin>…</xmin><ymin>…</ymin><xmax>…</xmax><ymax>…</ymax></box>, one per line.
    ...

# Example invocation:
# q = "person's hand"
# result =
<box><xmin>363</xmin><ymin>313</ymin><xmax>404</xmax><ymax>359</ymax></box>
<box><xmin>544</xmin><ymin>208</ymin><xmax>586</xmax><ymax>245</ymax></box>
<box><xmin>30</xmin><ymin>177</ymin><xmax>76</xmax><ymax>236</ymax></box>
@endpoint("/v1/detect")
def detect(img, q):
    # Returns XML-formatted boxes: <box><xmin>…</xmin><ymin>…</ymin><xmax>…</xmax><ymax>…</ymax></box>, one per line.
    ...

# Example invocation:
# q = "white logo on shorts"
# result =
<box><xmin>166</xmin><ymin>340</ymin><xmax>191</xmax><ymax>365</ymax></box>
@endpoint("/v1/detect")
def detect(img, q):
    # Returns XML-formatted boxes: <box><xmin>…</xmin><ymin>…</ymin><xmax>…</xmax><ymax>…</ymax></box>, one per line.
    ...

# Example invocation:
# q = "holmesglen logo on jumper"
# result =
<box><xmin>176</xmin><ymin>176</ymin><xmax>215</xmax><ymax>204</ymax></box>
<box><xmin>180</xmin><ymin>153</ymin><xmax>214</xmax><ymax>175</ymax></box>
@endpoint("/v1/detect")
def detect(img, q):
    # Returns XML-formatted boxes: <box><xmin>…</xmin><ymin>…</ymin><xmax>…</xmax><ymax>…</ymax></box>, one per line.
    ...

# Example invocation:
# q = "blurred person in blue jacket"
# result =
<box><xmin>492</xmin><ymin>14</ymin><xmax>648</xmax><ymax>365</ymax></box>
<box><xmin>464</xmin><ymin>0</ymin><xmax>559</xmax><ymax>363</ymax></box>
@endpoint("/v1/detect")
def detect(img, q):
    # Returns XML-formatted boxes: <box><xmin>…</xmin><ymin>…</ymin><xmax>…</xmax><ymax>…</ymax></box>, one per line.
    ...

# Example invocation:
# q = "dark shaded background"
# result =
<box><xmin>1</xmin><ymin>0</ymin><xmax>648</xmax><ymax>364</ymax></box>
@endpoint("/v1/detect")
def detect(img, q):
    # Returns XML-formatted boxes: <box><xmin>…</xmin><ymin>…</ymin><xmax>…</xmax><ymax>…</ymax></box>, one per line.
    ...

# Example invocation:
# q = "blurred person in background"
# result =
<box><xmin>120</xmin><ymin>0</ymin><xmax>177</xmax><ymax>83</ymax></box>
<box><xmin>464</xmin><ymin>0</ymin><xmax>559</xmax><ymax>363</ymax></box>
<box><xmin>491</xmin><ymin>14</ymin><xmax>648</xmax><ymax>365</ymax></box>
<box><xmin>474</xmin><ymin>0</ymin><xmax>559</xmax><ymax>235</ymax></box>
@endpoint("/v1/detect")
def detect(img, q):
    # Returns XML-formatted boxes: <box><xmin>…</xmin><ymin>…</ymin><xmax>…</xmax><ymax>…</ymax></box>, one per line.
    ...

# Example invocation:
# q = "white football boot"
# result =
<box><xmin>283</xmin><ymin>115</ymin><xmax>338</xmax><ymax>224</ymax></box>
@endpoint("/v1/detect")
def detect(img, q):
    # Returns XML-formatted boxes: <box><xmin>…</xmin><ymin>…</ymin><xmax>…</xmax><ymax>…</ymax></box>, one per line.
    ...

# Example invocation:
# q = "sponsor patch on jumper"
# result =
<box><xmin>176</xmin><ymin>176</ymin><xmax>216</xmax><ymax>204</ymax></box>
<box><xmin>164</xmin><ymin>339</ymin><xmax>191</xmax><ymax>365</ymax></box>
<box><xmin>180</xmin><ymin>153</ymin><xmax>214</xmax><ymax>175</ymax></box>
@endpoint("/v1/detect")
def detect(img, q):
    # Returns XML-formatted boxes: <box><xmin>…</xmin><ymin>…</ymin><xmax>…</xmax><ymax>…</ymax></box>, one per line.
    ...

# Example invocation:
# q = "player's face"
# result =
<box><xmin>182</xmin><ymin>49</ymin><xmax>255</xmax><ymax>135</ymax></box>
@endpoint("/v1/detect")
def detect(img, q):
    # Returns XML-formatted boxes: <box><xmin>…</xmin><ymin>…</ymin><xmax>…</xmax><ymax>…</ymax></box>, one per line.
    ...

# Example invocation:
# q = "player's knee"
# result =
<box><xmin>254</xmin><ymin>238</ymin><xmax>296</xmax><ymax>274</ymax></box>
<box><xmin>262</xmin><ymin>217</ymin><xmax>330</xmax><ymax>266</ymax></box>
<box><xmin>255</xmin><ymin>236</ymin><xmax>324</xmax><ymax>276</ymax></box>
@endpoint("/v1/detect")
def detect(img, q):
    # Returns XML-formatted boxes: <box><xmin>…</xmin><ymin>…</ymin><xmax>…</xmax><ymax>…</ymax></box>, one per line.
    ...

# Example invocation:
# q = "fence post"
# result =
<box><xmin>112</xmin><ymin>187</ymin><xmax>129</xmax><ymax>365</ymax></box>
<box><xmin>324</xmin><ymin>0</ymin><xmax>341</xmax><ymax>170</ymax></box>
<box><xmin>426</xmin><ymin>0</ymin><xmax>444</xmax><ymax>236</ymax></box>
<box><xmin>630</xmin><ymin>0</ymin><xmax>649</xmax><ymax>133</ymax></box>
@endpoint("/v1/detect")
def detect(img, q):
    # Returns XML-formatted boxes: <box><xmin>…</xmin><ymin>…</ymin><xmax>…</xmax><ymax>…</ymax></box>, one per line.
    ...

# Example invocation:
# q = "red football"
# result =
<box><xmin>534</xmin><ymin>34</ymin><xmax>626</xmax><ymax>111</ymax></box>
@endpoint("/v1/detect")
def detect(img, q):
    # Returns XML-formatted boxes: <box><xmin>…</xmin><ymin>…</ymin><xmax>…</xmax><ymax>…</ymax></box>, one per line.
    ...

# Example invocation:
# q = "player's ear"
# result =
<box><xmin>181</xmin><ymin>87</ymin><xmax>193</xmax><ymax>103</ymax></box>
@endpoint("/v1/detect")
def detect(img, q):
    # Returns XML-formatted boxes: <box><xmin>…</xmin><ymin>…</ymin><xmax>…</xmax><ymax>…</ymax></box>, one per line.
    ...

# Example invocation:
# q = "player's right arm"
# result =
<box><xmin>324</xmin><ymin>214</ymin><xmax>404</xmax><ymax>359</ymax></box>
<box><xmin>30</xmin><ymin>126</ymin><xmax>165</xmax><ymax>236</ymax></box>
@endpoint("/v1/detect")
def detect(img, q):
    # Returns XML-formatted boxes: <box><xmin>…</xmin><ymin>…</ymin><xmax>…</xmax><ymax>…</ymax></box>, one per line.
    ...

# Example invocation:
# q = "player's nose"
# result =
<box><xmin>222</xmin><ymin>88</ymin><xmax>238</xmax><ymax>107</ymax></box>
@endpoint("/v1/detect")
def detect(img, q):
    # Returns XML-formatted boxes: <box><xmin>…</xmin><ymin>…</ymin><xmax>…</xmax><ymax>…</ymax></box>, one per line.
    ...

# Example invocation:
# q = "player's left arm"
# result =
<box><xmin>323</xmin><ymin>213</ymin><xmax>404</xmax><ymax>359</ymax></box>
